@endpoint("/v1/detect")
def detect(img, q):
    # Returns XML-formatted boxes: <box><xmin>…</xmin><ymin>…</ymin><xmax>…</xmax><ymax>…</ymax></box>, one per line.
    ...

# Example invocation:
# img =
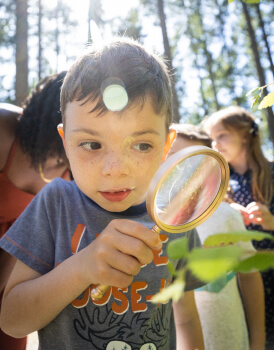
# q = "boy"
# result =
<box><xmin>0</xmin><ymin>38</ymin><xmax>204</xmax><ymax>349</ymax></box>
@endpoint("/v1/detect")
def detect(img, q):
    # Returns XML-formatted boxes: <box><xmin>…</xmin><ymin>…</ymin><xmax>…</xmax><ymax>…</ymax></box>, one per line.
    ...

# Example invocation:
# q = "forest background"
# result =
<box><xmin>1</xmin><ymin>0</ymin><xmax>274</xmax><ymax>159</ymax></box>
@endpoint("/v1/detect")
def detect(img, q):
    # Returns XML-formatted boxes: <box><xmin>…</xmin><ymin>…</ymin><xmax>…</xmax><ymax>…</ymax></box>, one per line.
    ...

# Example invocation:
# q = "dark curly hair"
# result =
<box><xmin>16</xmin><ymin>71</ymin><xmax>67</xmax><ymax>169</ymax></box>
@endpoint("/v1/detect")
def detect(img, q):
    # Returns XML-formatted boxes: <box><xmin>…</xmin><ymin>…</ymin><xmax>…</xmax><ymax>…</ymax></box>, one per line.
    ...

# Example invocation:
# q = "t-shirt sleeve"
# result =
<box><xmin>0</xmin><ymin>184</ymin><xmax>57</xmax><ymax>275</ymax></box>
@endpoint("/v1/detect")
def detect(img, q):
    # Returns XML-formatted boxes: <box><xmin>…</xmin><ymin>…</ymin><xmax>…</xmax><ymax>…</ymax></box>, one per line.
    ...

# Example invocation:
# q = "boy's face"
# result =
<box><xmin>59</xmin><ymin>99</ymin><xmax>172</xmax><ymax>212</ymax></box>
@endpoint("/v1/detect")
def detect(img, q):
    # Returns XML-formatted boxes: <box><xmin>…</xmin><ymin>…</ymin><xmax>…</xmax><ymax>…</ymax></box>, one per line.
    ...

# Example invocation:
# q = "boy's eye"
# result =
<box><xmin>81</xmin><ymin>142</ymin><xmax>101</xmax><ymax>150</ymax></box>
<box><xmin>133</xmin><ymin>143</ymin><xmax>152</xmax><ymax>151</ymax></box>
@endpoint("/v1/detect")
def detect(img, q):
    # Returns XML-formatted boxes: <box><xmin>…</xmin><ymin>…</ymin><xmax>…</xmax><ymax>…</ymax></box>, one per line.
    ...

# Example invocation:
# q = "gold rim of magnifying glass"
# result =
<box><xmin>146</xmin><ymin>145</ymin><xmax>229</xmax><ymax>233</ymax></box>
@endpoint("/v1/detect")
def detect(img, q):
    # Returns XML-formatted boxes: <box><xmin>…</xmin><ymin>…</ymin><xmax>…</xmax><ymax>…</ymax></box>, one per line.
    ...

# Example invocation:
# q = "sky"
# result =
<box><xmin>2</xmin><ymin>0</ymin><xmax>167</xmax><ymax>100</ymax></box>
<box><xmin>35</xmin><ymin>0</ymin><xmax>162</xmax><ymax>79</ymax></box>
<box><xmin>46</xmin><ymin>0</ymin><xmax>141</xmax><ymax>53</ymax></box>
<box><xmin>42</xmin><ymin>0</ymin><xmax>164</xmax><ymax>68</ymax></box>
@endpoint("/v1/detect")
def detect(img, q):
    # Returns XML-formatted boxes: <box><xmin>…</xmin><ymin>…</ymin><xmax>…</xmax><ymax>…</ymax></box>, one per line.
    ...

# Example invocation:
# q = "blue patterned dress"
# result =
<box><xmin>229</xmin><ymin>163</ymin><xmax>274</xmax><ymax>348</ymax></box>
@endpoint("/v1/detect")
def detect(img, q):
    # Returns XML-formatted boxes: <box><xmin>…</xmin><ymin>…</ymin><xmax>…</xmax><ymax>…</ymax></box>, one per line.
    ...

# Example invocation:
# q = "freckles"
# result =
<box><xmin>134</xmin><ymin>159</ymin><xmax>141</xmax><ymax>168</ymax></box>
<box><xmin>136</xmin><ymin>156</ymin><xmax>160</xmax><ymax>177</ymax></box>
<box><xmin>134</xmin><ymin>160</ymin><xmax>146</xmax><ymax>175</ymax></box>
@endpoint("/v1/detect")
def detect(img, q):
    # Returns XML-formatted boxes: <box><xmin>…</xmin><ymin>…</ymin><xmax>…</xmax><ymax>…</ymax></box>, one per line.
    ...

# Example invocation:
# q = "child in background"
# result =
<box><xmin>205</xmin><ymin>106</ymin><xmax>274</xmax><ymax>350</ymax></box>
<box><xmin>0</xmin><ymin>38</ymin><xmax>204</xmax><ymax>350</ymax></box>
<box><xmin>0</xmin><ymin>72</ymin><xmax>71</xmax><ymax>350</ymax></box>
<box><xmin>169</xmin><ymin>123</ymin><xmax>265</xmax><ymax>350</ymax></box>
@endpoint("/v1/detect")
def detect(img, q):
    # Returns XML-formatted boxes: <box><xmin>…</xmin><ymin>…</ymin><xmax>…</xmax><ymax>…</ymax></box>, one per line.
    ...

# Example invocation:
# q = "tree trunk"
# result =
<box><xmin>88</xmin><ymin>0</ymin><xmax>103</xmax><ymax>44</ymax></box>
<box><xmin>88</xmin><ymin>0</ymin><xmax>92</xmax><ymax>43</ymax></box>
<box><xmin>203</xmin><ymin>42</ymin><xmax>220</xmax><ymax>110</ymax></box>
<box><xmin>157</xmin><ymin>0</ymin><xmax>180</xmax><ymax>123</ymax></box>
<box><xmin>197</xmin><ymin>68</ymin><xmax>208</xmax><ymax>117</ymax></box>
<box><xmin>241</xmin><ymin>1</ymin><xmax>274</xmax><ymax>146</ymax></box>
<box><xmin>15</xmin><ymin>0</ymin><xmax>29</xmax><ymax>105</ymax></box>
<box><xmin>38</xmin><ymin>0</ymin><xmax>42</xmax><ymax>80</ymax></box>
<box><xmin>55</xmin><ymin>0</ymin><xmax>60</xmax><ymax>72</ymax></box>
<box><xmin>255</xmin><ymin>3</ymin><xmax>274</xmax><ymax>79</ymax></box>
<box><xmin>196</xmin><ymin>0</ymin><xmax>220</xmax><ymax>111</ymax></box>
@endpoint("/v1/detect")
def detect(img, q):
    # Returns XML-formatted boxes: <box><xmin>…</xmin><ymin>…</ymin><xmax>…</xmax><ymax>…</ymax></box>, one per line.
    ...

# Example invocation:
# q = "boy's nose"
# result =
<box><xmin>101</xmin><ymin>153</ymin><xmax>130</xmax><ymax>177</ymax></box>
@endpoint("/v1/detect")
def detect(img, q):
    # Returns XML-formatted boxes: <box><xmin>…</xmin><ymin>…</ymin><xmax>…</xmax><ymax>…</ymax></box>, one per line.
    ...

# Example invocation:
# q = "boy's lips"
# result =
<box><xmin>99</xmin><ymin>188</ymin><xmax>133</xmax><ymax>202</ymax></box>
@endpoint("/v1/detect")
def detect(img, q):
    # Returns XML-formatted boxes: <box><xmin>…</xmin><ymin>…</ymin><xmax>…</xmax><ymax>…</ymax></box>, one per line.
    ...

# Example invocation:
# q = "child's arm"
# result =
<box><xmin>0</xmin><ymin>219</ymin><xmax>162</xmax><ymax>338</ymax></box>
<box><xmin>237</xmin><ymin>271</ymin><xmax>265</xmax><ymax>350</ymax></box>
<box><xmin>0</xmin><ymin>250</ymin><xmax>16</xmax><ymax>293</ymax></box>
<box><xmin>173</xmin><ymin>290</ymin><xmax>204</xmax><ymax>350</ymax></box>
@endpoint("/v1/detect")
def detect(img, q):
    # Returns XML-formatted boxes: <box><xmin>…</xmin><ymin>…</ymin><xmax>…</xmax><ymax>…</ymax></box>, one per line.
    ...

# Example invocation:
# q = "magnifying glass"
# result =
<box><xmin>91</xmin><ymin>145</ymin><xmax>229</xmax><ymax>300</ymax></box>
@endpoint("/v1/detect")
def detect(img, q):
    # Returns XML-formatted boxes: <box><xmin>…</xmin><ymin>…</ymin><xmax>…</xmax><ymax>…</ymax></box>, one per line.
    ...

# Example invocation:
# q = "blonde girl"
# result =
<box><xmin>205</xmin><ymin>106</ymin><xmax>274</xmax><ymax>349</ymax></box>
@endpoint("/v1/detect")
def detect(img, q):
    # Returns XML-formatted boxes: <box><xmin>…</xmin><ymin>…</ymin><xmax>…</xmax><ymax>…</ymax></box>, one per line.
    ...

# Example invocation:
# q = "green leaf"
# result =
<box><xmin>204</xmin><ymin>230</ymin><xmax>273</xmax><ymax>247</ymax></box>
<box><xmin>187</xmin><ymin>245</ymin><xmax>243</xmax><ymax>282</ymax></box>
<box><xmin>234</xmin><ymin>252</ymin><xmax>274</xmax><ymax>273</ymax></box>
<box><xmin>245</xmin><ymin>0</ymin><xmax>260</xmax><ymax>3</ymax></box>
<box><xmin>246</xmin><ymin>86</ymin><xmax>260</xmax><ymax>97</ymax></box>
<box><xmin>251</xmin><ymin>95</ymin><xmax>260</xmax><ymax>108</ymax></box>
<box><xmin>258</xmin><ymin>92</ymin><xmax>274</xmax><ymax>109</ymax></box>
<box><xmin>246</xmin><ymin>87</ymin><xmax>263</xmax><ymax>109</ymax></box>
<box><xmin>228</xmin><ymin>0</ymin><xmax>234</xmax><ymax>3</ymax></box>
<box><xmin>167</xmin><ymin>236</ymin><xmax>189</xmax><ymax>259</ymax></box>
<box><xmin>152</xmin><ymin>278</ymin><xmax>185</xmax><ymax>303</ymax></box>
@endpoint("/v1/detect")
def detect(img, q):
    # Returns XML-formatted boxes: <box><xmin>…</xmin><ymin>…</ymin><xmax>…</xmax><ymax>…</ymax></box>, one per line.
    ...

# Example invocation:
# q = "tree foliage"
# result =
<box><xmin>0</xmin><ymin>0</ymin><xmax>273</xmax><ymax>151</ymax></box>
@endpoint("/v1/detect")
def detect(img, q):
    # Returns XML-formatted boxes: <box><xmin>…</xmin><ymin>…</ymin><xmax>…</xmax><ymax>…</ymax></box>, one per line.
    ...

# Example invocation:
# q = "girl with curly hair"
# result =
<box><xmin>0</xmin><ymin>71</ymin><xmax>71</xmax><ymax>350</ymax></box>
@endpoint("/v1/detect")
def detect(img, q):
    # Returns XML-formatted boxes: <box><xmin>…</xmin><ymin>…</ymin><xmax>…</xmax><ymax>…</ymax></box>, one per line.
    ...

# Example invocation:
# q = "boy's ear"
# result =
<box><xmin>162</xmin><ymin>129</ymin><xmax>176</xmax><ymax>161</ymax></box>
<box><xmin>57</xmin><ymin>123</ymin><xmax>66</xmax><ymax>150</ymax></box>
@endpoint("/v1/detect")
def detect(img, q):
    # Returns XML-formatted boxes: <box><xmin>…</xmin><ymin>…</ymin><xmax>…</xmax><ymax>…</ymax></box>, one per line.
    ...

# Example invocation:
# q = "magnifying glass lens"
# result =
<box><xmin>155</xmin><ymin>155</ymin><xmax>221</xmax><ymax>226</ymax></box>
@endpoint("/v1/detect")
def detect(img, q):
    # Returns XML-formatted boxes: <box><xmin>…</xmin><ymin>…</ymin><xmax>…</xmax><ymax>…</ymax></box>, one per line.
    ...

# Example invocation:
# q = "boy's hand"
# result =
<box><xmin>80</xmin><ymin>219</ymin><xmax>163</xmax><ymax>288</ymax></box>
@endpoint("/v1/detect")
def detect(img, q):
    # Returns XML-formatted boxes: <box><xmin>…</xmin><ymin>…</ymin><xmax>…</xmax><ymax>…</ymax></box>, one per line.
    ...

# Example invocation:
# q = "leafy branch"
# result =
<box><xmin>152</xmin><ymin>231</ymin><xmax>274</xmax><ymax>303</ymax></box>
<box><xmin>227</xmin><ymin>0</ymin><xmax>274</xmax><ymax>110</ymax></box>
<box><xmin>228</xmin><ymin>0</ymin><xmax>261</xmax><ymax>4</ymax></box>
<box><xmin>246</xmin><ymin>82</ymin><xmax>274</xmax><ymax>110</ymax></box>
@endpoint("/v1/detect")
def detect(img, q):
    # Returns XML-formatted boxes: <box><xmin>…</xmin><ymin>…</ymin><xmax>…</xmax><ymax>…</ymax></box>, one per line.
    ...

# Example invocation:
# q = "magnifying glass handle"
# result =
<box><xmin>90</xmin><ymin>284</ymin><xmax>110</xmax><ymax>301</ymax></box>
<box><xmin>90</xmin><ymin>224</ymin><xmax>162</xmax><ymax>301</ymax></box>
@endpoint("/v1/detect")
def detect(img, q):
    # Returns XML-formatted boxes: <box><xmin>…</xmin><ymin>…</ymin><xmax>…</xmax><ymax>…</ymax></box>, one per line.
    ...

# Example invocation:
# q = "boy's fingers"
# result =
<box><xmin>87</xmin><ymin>219</ymin><xmax>162</xmax><ymax>287</ymax></box>
<box><xmin>106</xmin><ymin>250</ymin><xmax>141</xmax><ymax>276</ymax></box>
<box><xmin>111</xmin><ymin>234</ymin><xmax>154</xmax><ymax>265</ymax></box>
<box><xmin>97</xmin><ymin>233</ymin><xmax>152</xmax><ymax>269</ymax></box>
<box><xmin>94</xmin><ymin>265</ymin><xmax>134</xmax><ymax>288</ymax></box>
<box><xmin>110</xmin><ymin>219</ymin><xmax>163</xmax><ymax>250</ymax></box>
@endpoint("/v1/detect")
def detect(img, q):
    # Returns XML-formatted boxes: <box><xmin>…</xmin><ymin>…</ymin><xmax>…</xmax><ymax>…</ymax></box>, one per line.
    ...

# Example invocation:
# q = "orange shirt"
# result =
<box><xmin>0</xmin><ymin>139</ymin><xmax>34</xmax><ymax>237</ymax></box>
<box><xmin>0</xmin><ymin>139</ymin><xmax>70</xmax><ymax>237</ymax></box>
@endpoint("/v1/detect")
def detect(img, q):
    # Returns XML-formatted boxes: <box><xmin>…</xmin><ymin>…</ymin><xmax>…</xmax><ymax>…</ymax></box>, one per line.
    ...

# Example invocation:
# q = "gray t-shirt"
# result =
<box><xmin>0</xmin><ymin>179</ymin><xmax>203</xmax><ymax>350</ymax></box>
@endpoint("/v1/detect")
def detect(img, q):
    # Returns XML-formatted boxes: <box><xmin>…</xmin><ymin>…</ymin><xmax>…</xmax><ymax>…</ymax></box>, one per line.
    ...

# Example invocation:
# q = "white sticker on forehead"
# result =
<box><xmin>103</xmin><ymin>84</ymin><xmax>129</xmax><ymax>112</ymax></box>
